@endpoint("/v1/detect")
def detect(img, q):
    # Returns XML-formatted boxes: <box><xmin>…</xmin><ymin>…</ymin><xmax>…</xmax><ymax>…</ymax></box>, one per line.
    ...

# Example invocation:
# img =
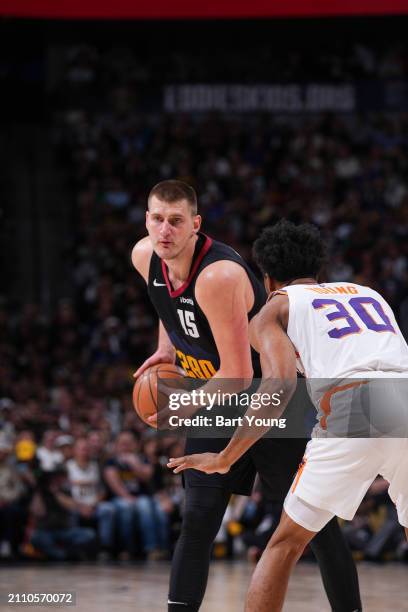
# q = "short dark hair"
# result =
<box><xmin>253</xmin><ymin>219</ymin><xmax>326</xmax><ymax>282</ymax></box>
<box><xmin>148</xmin><ymin>180</ymin><xmax>197</xmax><ymax>214</ymax></box>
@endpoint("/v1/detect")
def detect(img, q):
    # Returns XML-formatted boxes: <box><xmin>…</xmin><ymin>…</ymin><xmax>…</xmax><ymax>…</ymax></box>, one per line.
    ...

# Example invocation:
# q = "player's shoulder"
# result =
<box><xmin>196</xmin><ymin>258</ymin><xmax>248</xmax><ymax>291</ymax></box>
<box><xmin>204</xmin><ymin>237</ymin><xmax>248</xmax><ymax>266</ymax></box>
<box><xmin>131</xmin><ymin>236</ymin><xmax>153</xmax><ymax>260</ymax></box>
<box><xmin>131</xmin><ymin>236</ymin><xmax>153</xmax><ymax>281</ymax></box>
<box><xmin>259</xmin><ymin>292</ymin><xmax>289</xmax><ymax>327</ymax></box>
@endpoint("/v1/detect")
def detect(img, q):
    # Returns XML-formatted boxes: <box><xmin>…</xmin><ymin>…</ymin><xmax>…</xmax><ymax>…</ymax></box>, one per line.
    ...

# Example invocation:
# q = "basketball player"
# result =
<box><xmin>132</xmin><ymin>182</ymin><xmax>361</xmax><ymax>612</ymax></box>
<box><xmin>168</xmin><ymin>219</ymin><xmax>408</xmax><ymax>612</ymax></box>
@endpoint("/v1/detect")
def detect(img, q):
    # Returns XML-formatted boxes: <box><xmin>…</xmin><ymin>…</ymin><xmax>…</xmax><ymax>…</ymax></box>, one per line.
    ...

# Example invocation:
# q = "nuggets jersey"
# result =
<box><xmin>283</xmin><ymin>282</ymin><xmax>408</xmax><ymax>379</ymax></box>
<box><xmin>147</xmin><ymin>233</ymin><xmax>266</xmax><ymax>379</ymax></box>
<box><xmin>66</xmin><ymin>459</ymin><xmax>100</xmax><ymax>505</ymax></box>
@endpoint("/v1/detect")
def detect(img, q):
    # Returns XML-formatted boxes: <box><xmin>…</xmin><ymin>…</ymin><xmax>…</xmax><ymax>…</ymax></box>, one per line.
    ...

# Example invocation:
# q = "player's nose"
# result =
<box><xmin>159</xmin><ymin>221</ymin><xmax>172</xmax><ymax>236</ymax></box>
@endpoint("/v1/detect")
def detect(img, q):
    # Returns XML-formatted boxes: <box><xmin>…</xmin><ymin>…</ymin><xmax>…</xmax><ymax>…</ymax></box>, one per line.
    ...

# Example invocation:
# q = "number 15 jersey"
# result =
<box><xmin>282</xmin><ymin>282</ymin><xmax>408</xmax><ymax>379</ymax></box>
<box><xmin>148</xmin><ymin>233</ymin><xmax>266</xmax><ymax>380</ymax></box>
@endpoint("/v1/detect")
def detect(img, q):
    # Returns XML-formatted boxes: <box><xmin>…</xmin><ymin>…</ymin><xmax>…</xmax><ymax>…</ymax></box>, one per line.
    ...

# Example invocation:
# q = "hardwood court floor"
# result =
<box><xmin>0</xmin><ymin>561</ymin><xmax>407</xmax><ymax>611</ymax></box>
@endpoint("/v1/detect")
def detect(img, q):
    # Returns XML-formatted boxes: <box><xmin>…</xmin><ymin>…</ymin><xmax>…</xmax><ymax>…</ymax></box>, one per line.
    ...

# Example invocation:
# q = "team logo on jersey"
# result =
<box><xmin>179</xmin><ymin>296</ymin><xmax>194</xmax><ymax>306</ymax></box>
<box><xmin>176</xmin><ymin>349</ymin><xmax>216</xmax><ymax>379</ymax></box>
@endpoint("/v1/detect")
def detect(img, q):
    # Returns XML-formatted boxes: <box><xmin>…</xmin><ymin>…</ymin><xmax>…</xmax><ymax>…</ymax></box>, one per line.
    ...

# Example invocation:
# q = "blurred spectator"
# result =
<box><xmin>87</xmin><ymin>429</ymin><xmax>110</xmax><ymax>465</ymax></box>
<box><xmin>36</xmin><ymin>430</ymin><xmax>64</xmax><ymax>472</ymax></box>
<box><xmin>343</xmin><ymin>477</ymin><xmax>407</xmax><ymax>562</ymax></box>
<box><xmin>15</xmin><ymin>431</ymin><xmax>37</xmax><ymax>464</ymax></box>
<box><xmin>14</xmin><ymin>430</ymin><xmax>38</xmax><ymax>496</ymax></box>
<box><xmin>104</xmin><ymin>431</ymin><xmax>168</xmax><ymax>558</ymax></box>
<box><xmin>66</xmin><ymin>438</ymin><xmax>116</xmax><ymax>557</ymax></box>
<box><xmin>0</xmin><ymin>436</ymin><xmax>27</xmax><ymax>558</ymax></box>
<box><xmin>30</xmin><ymin>467</ymin><xmax>97</xmax><ymax>561</ymax></box>
<box><xmin>55</xmin><ymin>435</ymin><xmax>75</xmax><ymax>463</ymax></box>
<box><xmin>235</xmin><ymin>488</ymin><xmax>283</xmax><ymax>563</ymax></box>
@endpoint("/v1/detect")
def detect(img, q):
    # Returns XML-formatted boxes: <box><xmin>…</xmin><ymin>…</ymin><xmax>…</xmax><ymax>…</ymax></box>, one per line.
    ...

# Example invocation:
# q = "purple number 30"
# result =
<box><xmin>312</xmin><ymin>297</ymin><xmax>395</xmax><ymax>339</ymax></box>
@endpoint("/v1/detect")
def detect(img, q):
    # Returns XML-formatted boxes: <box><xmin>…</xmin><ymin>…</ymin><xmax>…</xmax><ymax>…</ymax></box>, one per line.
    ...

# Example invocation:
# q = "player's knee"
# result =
<box><xmin>268</xmin><ymin>536</ymin><xmax>305</xmax><ymax>561</ymax></box>
<box><xmin>181</xmin><ymin>504</ymin><xmax>221</xmax><ymax>543</ymax></box>
<box><xmin>181</xmin><ymin>507</ymin><xmax>209</xmax><ymax>539</ymax></box>
<box><xmin>266</xmin><ymin>529</ymin><xmax>306</xmax><ymax>560</ymax></box>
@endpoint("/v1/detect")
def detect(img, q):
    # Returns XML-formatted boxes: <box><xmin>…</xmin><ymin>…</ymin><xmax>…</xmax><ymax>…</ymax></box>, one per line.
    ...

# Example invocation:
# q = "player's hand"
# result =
<box><xmin>167</xmin><ymin>452</ymin><xmax>231</xmax><ymax>475</ymax></box>
<box><xmin>133</xmin><ymin>349</ymin><xmax>175</xmax><ymax>378</ymax></box>
<box><xmin>147</xmin><ymin>384</ymin><xmax>196</xmax><ymax>429</ymax></box>
<box><xmin>146</xmin><ymin>392</ymin><xmax>185</xmax><ymax>429</ymax></box>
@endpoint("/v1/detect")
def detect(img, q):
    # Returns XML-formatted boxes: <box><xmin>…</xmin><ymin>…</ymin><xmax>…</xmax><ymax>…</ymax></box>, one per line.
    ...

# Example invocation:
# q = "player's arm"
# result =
<box><xmin>131</xmin><ymin>236</ymin><xmax>153</xmax><ymax>283</ymax></box>
<box><xmin>133</xmin><ymin>320</ymin><xmax>176</xmax><ymax>378</ymax></box>
<box><xmin>131</xmin><ymin>238</ymin><xmax>176</xmax><ymax>377</ymax></box>
<box><xmin>219</xmin><ymin>296</ymin><xmax>297</xmax><ymax>465</ymax></box>
<box><xmin>148</xmin><ymin>260</ymin><xmax>253</xmax><ymax>427</ymax></box>
<box><xmin>248</xmin><ymin>311</ymin><xmax>261</xmax><ymax>353</ymax></box>
<box><xmin>195</xmin><ymin>260</ymin><xmax>254</xmax><ymax>382</ymax></box>
<box><xmin>168</xmin><ymin>296</ymin><xmax>298</xmax><ymax>474</ymax></box>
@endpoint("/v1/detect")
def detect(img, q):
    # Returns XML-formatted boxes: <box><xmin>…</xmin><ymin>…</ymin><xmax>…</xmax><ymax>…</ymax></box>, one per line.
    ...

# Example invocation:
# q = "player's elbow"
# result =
<box><xmin>274</xmin><ymin>376</ymin><xmax>296</xmax><ymax>395</ymax></box>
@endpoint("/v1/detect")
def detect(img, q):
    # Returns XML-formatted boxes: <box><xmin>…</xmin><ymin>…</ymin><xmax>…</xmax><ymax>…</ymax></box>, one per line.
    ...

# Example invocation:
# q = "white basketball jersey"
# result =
<box><xmin>283</xmin><ymin>282</ymin><xmax>408</xmax><ymax>379</ymax></box>
<box><xmin>66</xmin><ymin>459</ymin><xmax>101</xmax><ymax>505</ymax></box>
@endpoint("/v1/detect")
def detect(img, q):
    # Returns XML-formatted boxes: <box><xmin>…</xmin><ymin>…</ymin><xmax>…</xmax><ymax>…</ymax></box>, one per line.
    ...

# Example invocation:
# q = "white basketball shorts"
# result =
<box><xmin>284</xmin><ymin>437</ymin><xmax>408</xmax><ymax>529</ymax></box>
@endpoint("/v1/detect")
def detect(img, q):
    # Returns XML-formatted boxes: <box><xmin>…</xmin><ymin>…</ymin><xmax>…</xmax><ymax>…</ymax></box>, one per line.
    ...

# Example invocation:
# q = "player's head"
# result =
<box><xmin>253</xmin><ymin>219</ymin><xmax>326</xmax><ymax>290</ymax></box>
<box><xmin>146</xmin><ymin>180</ymin><xmax>201</xmax><ymax>260</ymax></box>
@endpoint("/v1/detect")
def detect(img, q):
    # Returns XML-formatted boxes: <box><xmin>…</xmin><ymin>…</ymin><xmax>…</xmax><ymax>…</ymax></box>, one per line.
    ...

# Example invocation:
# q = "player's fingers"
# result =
<box><xmin>147</xmin><ymin>413</ymin><xmax>158</xmax><ymax>425</ymax></box>
<box><xmin>134</xmin><ymin>355</ymin><xmax>159</xmax><ymax>378</ymax></box>
<box><xmin>133</xmin><ymin>364</ymin><xmax>147</xmax><ymax>378</ymax></box>
<box><xmin>172</xmin><ymin>463</ymin><xmax>188</xmax><ymax>474</ymax></box>
<box><xmin>133</xmin><ymin>360</ymin><xmax>153</xmax><ymax>378</ymax></box>
<box><xmin>167</xmin><ymin>456</ymin><xmax>186</xmax><ymax>467</ymax></box>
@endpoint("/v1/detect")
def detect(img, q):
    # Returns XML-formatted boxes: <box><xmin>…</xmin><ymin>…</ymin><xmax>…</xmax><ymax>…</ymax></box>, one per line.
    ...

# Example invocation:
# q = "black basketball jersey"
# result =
<box><xmin>147</xmin><ymin>233</ymin><xmax>266</xmax><ymax>379</ymax></box>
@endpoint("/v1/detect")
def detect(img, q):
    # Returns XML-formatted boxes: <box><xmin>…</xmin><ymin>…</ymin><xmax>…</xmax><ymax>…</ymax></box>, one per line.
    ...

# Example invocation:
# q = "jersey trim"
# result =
<box><xmin>319</xmin><ymin>380</ymin><xmax>369</xmax><ymax>430</ymax></box>
<box><xmin>161</xmin><ymin>234</ymin><xmax>213</xmax><ymax>298</ymax></box>
<box><xmin>266</xmin><ymin>289</ymin><xmax>288</xmax><ymax>302</ymax></box>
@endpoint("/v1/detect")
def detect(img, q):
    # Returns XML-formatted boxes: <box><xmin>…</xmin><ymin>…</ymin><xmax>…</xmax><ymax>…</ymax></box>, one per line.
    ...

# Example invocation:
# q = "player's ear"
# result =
<box><xmin>192</xmin><ymin>214</ymin><xmax>202</xmax><ymax>234</ymax></box>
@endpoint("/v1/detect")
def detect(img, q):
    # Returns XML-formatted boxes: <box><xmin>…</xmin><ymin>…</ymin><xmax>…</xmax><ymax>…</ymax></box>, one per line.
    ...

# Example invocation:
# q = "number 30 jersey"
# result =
<box><xmin>147</xmin><ymin>233</ymin><xmax>266</xmax><ymax>379</ymax></box>
<box><xmin>282</xmin><ymin>282</ymin><xmax>408</xmax><ymax>379</ymax></box>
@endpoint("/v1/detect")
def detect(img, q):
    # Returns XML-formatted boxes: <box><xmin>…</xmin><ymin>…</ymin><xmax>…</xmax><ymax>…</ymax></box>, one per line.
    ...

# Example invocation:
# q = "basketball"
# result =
<box><xmin>133</xmin><ymin>363</ymin><xmax>185</xmax><ymax>427</ymax></box>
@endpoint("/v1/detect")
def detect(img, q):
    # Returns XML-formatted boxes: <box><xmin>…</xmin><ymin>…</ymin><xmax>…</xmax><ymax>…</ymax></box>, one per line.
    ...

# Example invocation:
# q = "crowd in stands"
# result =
<box><xmin>58</xmin><ymin>109</ymin><xmax>408</xmax><ymax>318</ymax></box>
<box><xmin>0</xmin><ymin>427</ymin><xmax>184</xmax><ymax>561</ymax></box>
<box><xmin>1</xmin><ymin>37</ymin><xmax>408</xmax><ymax>563</ymax></box>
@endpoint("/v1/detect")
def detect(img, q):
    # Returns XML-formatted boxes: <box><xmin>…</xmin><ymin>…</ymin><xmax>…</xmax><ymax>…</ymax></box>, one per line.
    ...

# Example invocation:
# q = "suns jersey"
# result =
<box><xmin>282</xmin><ymin>282</ymin><xmax>408</xmax><ymax>380</ymax></box>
